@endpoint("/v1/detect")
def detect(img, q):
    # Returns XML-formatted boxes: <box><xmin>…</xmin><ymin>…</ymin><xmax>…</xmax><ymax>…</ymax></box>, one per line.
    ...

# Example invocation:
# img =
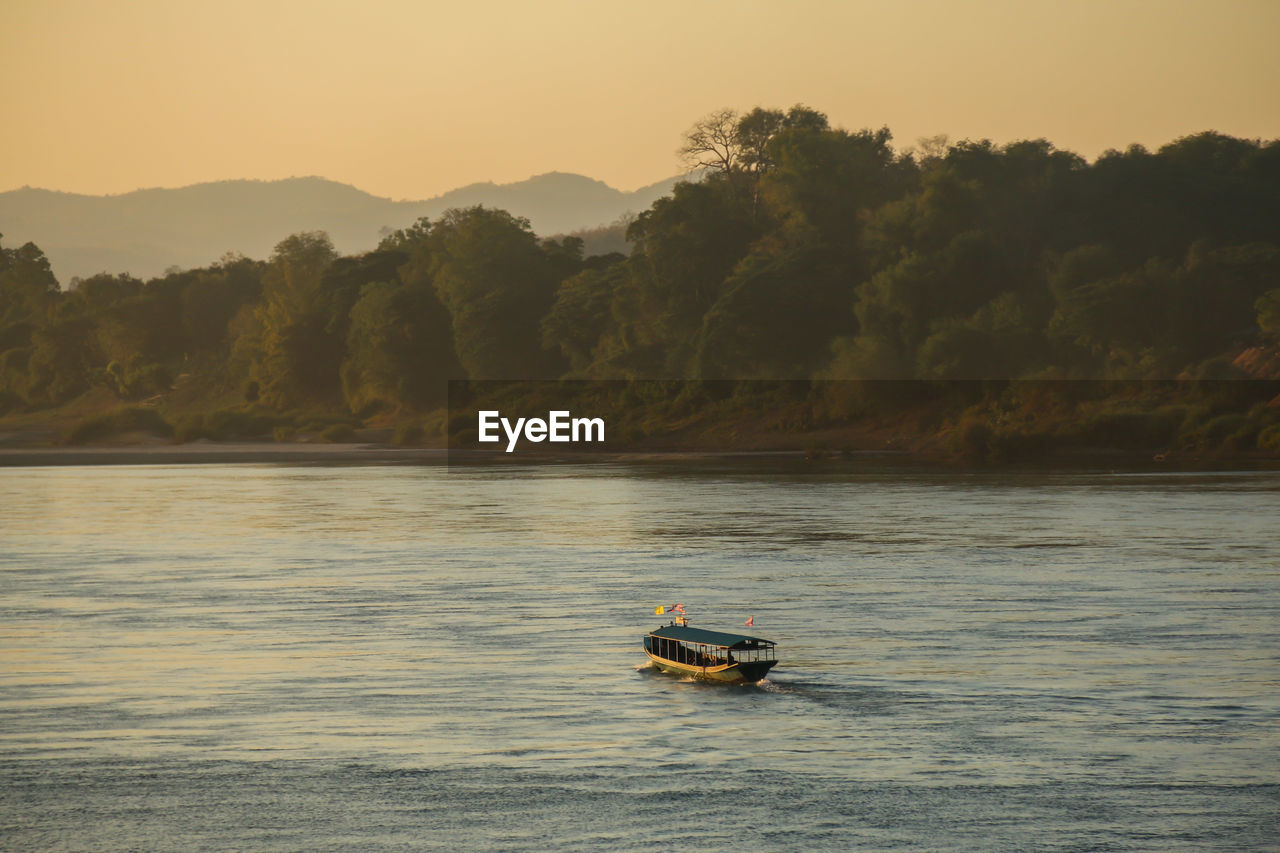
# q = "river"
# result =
<box><xmin>1</xmin><ymin>461</ymin><xmax>1276</xmax><ymax>850</ymax></box>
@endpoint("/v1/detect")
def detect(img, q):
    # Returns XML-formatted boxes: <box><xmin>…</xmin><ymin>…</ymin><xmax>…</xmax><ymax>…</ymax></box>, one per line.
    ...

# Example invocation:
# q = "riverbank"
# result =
<box><xmin>0</xmin><ymin>442</ymin><xmax>446</xmax><ymax>467</ymax></box>
<box><xmin>1</xmin><ymin>439</ymin><xmax>1276</xmax><ymax>470</ymax></box>
<box><xmin>3</xmin><ymin>378</ymin><xmax>1278</xmax><ymax>467</ymax></box>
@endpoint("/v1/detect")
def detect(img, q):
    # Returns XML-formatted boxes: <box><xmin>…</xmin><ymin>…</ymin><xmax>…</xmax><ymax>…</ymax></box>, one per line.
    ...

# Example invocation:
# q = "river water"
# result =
<box><xmin>1</xmin><ymin>461</ymin><xmax>1277</xmax><ymax>850</ymax></box>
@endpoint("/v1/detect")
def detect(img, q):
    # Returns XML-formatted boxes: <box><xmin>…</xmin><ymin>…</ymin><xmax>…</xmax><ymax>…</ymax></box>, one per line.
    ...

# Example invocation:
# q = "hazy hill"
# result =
<box><xmin>0</xmin><ymin>172</ymin><xmax>684</xmax><ymax>284</ymax></box>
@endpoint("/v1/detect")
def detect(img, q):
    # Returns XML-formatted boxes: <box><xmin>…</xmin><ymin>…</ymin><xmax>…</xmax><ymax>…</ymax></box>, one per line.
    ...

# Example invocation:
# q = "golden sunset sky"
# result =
<box><xmin>3</xmin><ymin>0</ymin><xmax>1278</xmax><ymax>199</ymax></box>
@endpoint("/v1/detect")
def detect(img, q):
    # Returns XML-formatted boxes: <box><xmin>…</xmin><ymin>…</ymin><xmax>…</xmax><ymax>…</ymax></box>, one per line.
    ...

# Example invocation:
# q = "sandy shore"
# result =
<box><xmin>0</xmin><ymin>441</ymin><xmax>876</xmax><ymax>468</ymax></box>
<box><xmin>0</xmin><ymin>441</ymin><xmax>815</xmax><ymax>467</ymax></box>
<box><xmin>1</xmin><ymin>440</ymin><xmax>1274</xmax><ymax>470</ymax></box>
<box><xmin>0</xmin><ymin>442</ymin><xmax>450</xmax><ymax>467</ymax></box>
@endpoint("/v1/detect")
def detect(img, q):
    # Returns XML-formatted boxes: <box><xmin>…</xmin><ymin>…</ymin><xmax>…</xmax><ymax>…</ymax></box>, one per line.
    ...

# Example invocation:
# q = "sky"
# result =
<box><xmin>2</xmin><ymin>0</ymin><xmax>1278</xmax><ymax>200</ymax></box>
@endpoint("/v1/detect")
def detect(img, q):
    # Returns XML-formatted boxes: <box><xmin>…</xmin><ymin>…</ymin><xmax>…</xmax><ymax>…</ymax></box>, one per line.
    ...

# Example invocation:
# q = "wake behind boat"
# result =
<box><xmin>643</xmin><ymin>611</ymin><xmax>777</xmax><ymax>683</ymax></box>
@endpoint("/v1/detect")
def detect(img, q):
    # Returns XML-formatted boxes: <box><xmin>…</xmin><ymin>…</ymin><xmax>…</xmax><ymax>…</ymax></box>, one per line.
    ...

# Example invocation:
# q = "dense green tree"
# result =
<box><xmin>1046</xmin><ymin>242</ymin><xmax>1280</xmax><ymax>376</ymax></box>
<box><xmin>318</xmin><ymin>248</ymin><xmax>410</xmax><ymax>345</ymax></box>
<box><xmin>916</xmin><ymin>292</ymin><xmax>1043</xmax><ymax>379</ymax></box>
<box><xmin>0</xmin><ymin>236</ymin><xmax>59</xmax><ymax>325</ymax></box>
<box><xmin>542</xmin><ymin>263</ymin><xmax>627</xmax><ymax>374</ymax></box>
<box><xmin>760</xmin><ymin>124</ymin><xmax>904</xmax><ymax>247</ymax></box>
<box><xmin>341</xmin><ymin>280</ymin><xmax>460</xmax><ymax>413</ymax></box>
<box><xmin>1171</xmin><ymin>242</ymin><xmax>1280</xmax><ymax>359</ymax></box>
<box><xmin>178</xmin><ymin>255</ymin><xmax>264</xmax><ymax>354</ymax></box>
<box><xmin>246</xmin><ymin>232</ymin><xmax>340</xmax><ymax>407</ymax></box>
<box><xmin>376</xmin><ymin>216</ymin><xmax>432</xmax><ymax>252</ymax></box>
<box><xmin>695</xmin><ymin>248</ymin><xmax>850</xmax><ymax>378</ymax></box>
<box><xmin>64</xmin><ymin>274</ymin><xmax>184</xmax><ymax>373</ymax></box>
<box><xmin>624</xmin><ymin>179</ymin><xmax>760</xmax><ymax>375</ymax></box>
<box><xmin>428</xmin><ymin>206</ymin><xmax>567</xmax><ymax>379</ymax></box>
<box><xmin>22</xmin><ymin>316</ymin><xmax>99</xmax><ymax>403</ymax></box>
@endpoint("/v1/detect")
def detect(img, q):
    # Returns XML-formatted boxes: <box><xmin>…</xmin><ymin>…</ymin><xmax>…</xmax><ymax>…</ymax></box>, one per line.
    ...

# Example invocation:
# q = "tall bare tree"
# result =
<box><xmin>678</xmin><ymin>108</ymin><xmax>742</xmax><ymax>175</ymax></box>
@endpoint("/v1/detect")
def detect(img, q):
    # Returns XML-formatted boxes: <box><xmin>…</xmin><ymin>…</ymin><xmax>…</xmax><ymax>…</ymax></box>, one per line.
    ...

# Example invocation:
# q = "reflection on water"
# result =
<box><xmin>1</xmin><ymin>462</ymin><xmax>1277</xmax><ymax>850</ymax></box>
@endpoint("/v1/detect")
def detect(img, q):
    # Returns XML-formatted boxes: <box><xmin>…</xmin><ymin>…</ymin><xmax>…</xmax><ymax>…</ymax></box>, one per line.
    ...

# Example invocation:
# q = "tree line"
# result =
<box><xmin>2</xmin><ymin>105</ymin><xmax>1279</xmax><ymax>446</ymax></box>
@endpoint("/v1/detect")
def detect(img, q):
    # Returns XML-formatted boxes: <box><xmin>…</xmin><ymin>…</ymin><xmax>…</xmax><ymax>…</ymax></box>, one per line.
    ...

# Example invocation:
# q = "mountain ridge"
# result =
<box><xmin>0</xmin><ymin>172</ymin><xmax>687</xmax><ymax>284</ymax></box>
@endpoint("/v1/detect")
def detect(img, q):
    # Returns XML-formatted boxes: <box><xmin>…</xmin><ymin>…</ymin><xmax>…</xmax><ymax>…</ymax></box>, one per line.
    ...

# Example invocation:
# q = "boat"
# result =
<box><xmin>643</xmin><ymin>618</ymin><xmax>778</xmax><ymax>683</ymax></box>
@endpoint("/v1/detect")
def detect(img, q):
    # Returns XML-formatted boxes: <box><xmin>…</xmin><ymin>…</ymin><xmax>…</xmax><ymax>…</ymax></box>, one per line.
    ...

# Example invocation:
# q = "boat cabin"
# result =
<box><xmin>643</xmin><ymin>622</ymin><xmax>778</xmax><ymax>682</ymax></box>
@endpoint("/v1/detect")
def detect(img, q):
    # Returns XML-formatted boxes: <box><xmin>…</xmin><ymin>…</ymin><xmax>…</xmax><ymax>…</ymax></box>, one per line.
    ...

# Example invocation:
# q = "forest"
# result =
<box><xmin>2</xmin><ymin>105</ymin><xmax>1279</xmax><ymax>458</ymax></box>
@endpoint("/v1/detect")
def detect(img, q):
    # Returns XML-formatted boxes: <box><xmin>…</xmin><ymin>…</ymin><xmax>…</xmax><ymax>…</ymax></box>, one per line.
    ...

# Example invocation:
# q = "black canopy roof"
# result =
<box><xmin>649</xmin><ymin>623</ymin><xmax>774</xmax><ymax>649</ymax></box>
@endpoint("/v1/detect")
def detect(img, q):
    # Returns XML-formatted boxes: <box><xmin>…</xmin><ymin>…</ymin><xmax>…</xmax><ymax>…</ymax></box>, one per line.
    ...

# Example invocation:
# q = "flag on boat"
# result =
<box><xmin>673</xmin><ymin>603</ymin><xmax>686</xmax><ymax>614</ymax></box>
<box><xmin>654</xmin><ymin>605</ymin><xmax>665</xmax><ymax>615</ymax></box>
<box><xmin>745</xmin><ymin>615</ymin><xmax>754</xmax><ymax>627</ymax></box>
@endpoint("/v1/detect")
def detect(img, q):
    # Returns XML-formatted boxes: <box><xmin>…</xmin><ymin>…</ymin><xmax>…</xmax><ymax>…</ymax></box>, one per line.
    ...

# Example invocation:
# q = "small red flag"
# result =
<box><xmin>745</xmin><ymin>615</ymin><xmax>754</xmax><ymax>627</ymax></box>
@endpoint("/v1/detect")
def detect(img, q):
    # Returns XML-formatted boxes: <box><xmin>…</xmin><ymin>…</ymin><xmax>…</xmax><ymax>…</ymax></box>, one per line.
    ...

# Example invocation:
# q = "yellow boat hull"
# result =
<box><xmin>645</xmin><ymin>650</ymin><xmax>776</xmax><ymax>683</ymax></box>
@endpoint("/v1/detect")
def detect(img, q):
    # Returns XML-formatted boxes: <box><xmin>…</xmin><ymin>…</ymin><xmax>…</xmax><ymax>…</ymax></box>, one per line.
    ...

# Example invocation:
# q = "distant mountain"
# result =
<box><xmin>0</xmin><ymin>172</ymin><xmax>687</xmax><ymax>284</ymax></box>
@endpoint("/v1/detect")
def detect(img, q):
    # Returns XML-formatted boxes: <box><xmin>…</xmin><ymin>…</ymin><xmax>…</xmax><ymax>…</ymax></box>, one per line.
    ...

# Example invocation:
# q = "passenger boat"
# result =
<box><xmin>643</xmin><ymin>618</ymin><xmax>778</xmax><ymax>683</ymax></box>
